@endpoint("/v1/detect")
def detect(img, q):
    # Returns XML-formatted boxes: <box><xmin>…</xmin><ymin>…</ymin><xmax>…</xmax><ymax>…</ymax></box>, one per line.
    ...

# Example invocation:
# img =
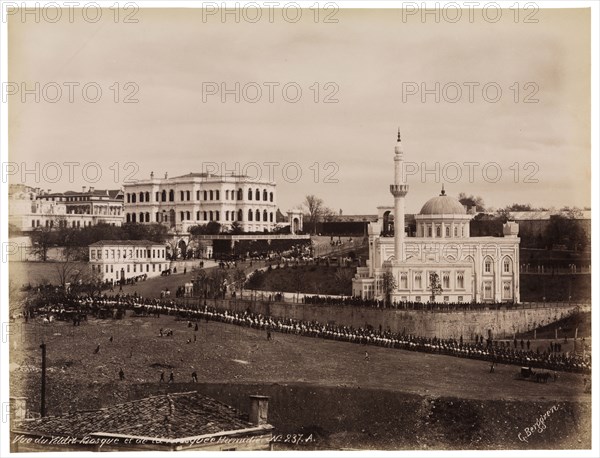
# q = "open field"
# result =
<box><xmin>10</xmin><ymin>314</ymin><xmax>591</xmax><ymax>449</ymax></box>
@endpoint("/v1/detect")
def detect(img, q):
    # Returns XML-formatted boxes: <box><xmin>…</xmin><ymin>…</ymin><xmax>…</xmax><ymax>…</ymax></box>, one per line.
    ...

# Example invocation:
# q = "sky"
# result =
<box><xmin>8</xmin><ymin>6</ymin><xmax>591</xmax><ymax>215</ymax></box>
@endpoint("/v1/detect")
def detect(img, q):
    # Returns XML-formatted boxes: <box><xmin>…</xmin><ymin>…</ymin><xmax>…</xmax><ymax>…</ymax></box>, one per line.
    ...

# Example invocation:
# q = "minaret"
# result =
<box><xmin>390</xmin><ymin>128</ymin><xmax>409</xmax><ymax>262</ymax></box>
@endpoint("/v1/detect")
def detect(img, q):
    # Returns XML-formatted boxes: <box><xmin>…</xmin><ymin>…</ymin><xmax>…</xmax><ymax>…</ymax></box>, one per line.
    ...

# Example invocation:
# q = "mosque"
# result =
<box><xmin>352</xmin><ymin>131</ymin><xmax>520</xmax><ymax>304</ymax></box>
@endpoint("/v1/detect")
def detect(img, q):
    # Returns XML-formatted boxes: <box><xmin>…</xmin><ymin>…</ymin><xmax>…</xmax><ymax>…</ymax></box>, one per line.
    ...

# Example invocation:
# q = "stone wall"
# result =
<box><xmin>196</xmin><ymin>298</ymin><xmax>585</xmax><ymax>340</ymax></box>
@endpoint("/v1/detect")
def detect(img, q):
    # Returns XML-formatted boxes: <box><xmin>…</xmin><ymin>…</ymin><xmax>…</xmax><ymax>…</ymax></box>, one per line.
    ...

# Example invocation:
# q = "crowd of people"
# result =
<box><xmin>22</xmin><ymin>292</ymin><xmax>591</xmax><ymax>375</ymax></box>
<box><xmin>301</xmin><ymin>295</ymin><xmax>525</xmax><ymax>311</ymax></box>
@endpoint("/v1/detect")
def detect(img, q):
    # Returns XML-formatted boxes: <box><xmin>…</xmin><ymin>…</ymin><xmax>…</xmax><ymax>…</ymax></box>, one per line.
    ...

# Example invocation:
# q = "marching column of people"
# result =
<box><xmin>23</xmin><ymin>292</ymin><xmax>591</xmax><ymax>375</ymax></box>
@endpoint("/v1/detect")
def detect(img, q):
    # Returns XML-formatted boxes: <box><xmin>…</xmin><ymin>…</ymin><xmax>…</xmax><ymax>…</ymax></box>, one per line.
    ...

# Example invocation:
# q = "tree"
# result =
<box><xmin>429</xmin><ymin>272</ymin><xmax>443</xmax><ymax>303</ymax></box>
<box><xmin>54</xmin><ymin>246</ymin><xmax>87</xmax><ymax>288</ymax></box>
<box><xmin>189</xmin><ymin>222</ymin><xmax>221</xmax><ymax>236</ymax></box>
<box><xmin>230</xmin><ymin>268</ymin><xmax>247</xmax><ymax>297</ymax></box>
<box><xmin>30</xmin><ymin>224</ymin><xmax>56</xmax><ymax>261</ymax></box>
<box><xmin>381</xmin><ymin>271</ymin><xmax>396</xmax><ymax>307</ymax></box>
<box><xmin>544</xmin><ymin>214</ymin><xmax>587</xmax><ymax>251</ymax></box>
<box><xmin>458</xmin><ymin>193</ymin><xmax>485</xmax><ymax>212</ymax></box>
<box><xmin>229</xmin><ymin>221</ymin><xmax>244</xmax><ymax>234</ymax></box>
<box><xmin>303</xmin><ymin>195</ymin><xmax>325</xmax><ymax>234</ymax></box>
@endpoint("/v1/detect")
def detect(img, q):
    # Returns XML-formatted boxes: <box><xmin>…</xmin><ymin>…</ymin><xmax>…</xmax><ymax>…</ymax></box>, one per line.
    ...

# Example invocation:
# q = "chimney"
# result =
<box><xmin>82</xmin><ymin>186</ymin><xmax>87</xmax><ymax>193</ymax></box>
<box><xmin>249</xmin><ymin>395</ymin><xmax>269</xmax><ymax>426</ymax></box>
<box><xmin>89</xmin><ymin>187</ymin><xmax>95</xmax><ymax>193</ymax></box>
<box><xmin>164</xmin><ymin>172</ymin><xmax>168</xmax><ymax>179</ymax></box>
<box><xmin>150</xmin><ymin>171</ymin><xmax>154</xmax><ymax>179</ymax></box>
<box><xmin>10</xmin><ymin>397</ymin><xmax>27</xmax><ymax>424</ymax></box>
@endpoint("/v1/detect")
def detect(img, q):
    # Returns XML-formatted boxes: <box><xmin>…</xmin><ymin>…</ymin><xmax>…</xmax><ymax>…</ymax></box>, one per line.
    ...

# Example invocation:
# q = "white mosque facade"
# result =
<box><xmin>352</xmin><ymin>132</ymin><xmax>521</xmax><ymax>304</ymax></box>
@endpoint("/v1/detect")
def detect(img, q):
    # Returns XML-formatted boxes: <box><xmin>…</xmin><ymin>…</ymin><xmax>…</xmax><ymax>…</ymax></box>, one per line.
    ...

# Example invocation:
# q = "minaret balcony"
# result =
<box><xmin>390</xmin><ymin>184</ymin><xmax>409</xmax><ymax>197</ymax></box>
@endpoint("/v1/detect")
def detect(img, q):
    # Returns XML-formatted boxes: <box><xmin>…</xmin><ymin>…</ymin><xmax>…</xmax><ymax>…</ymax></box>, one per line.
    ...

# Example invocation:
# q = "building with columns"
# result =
<box><xmin>123</xmin><ymin>172</ymin><xmax>277</xmax><ymax>233</ymax></box>
<box><xmin>9</xmin><ymin>184</ymin><xmax>124</xmax><ymax>232</ymax></box>
<box><xmin>352</xmin><ymin>131</ymin><xmax>520</xmax><ymax>304</ymax></box>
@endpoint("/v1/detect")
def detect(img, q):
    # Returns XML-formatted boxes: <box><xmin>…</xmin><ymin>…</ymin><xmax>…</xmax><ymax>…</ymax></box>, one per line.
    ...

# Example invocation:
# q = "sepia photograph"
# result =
<box><xmin>1</xmin><ymin>1</ymin><xmax>598</xmax><ymax>456</ymax></box>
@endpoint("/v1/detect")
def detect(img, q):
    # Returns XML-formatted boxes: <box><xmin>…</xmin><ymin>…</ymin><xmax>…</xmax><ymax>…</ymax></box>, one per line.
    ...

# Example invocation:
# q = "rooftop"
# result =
<box><xmin>14</xmin><ymin>391</ymin><xmax>266</xmax><ymax>441</ymax></box>
<box><xmin>89</xmin><ymin>240</ymin><xmax>164</xmax><ymax>247</ymax></box>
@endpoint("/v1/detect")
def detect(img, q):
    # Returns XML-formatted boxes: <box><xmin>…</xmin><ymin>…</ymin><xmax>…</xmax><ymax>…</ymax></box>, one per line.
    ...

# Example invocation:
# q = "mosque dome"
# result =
<box><xmin>419</xmin><ymin>187</ymin><xmax>466</xmax><ymax>215</ymax></box>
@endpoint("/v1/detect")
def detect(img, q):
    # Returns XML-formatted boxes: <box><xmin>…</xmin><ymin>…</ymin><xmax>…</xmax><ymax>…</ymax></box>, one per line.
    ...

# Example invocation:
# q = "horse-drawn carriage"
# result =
<box><xmin>517</xmin><ymin>366</ymin><xmax>551</xmax><ymax>383</ymax></box>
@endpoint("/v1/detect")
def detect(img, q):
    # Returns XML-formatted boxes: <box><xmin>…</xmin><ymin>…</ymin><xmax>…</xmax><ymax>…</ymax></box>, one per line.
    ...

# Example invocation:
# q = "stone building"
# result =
<box><xmin>352</xmin><ymin>131</ymin><xmax>520</xmax><ymax>304</ymax></box>
<box><xmin>123</xmin><ymin>172</ymin><xmax>277</xmax><ymax>233</ymax></box>
<box><xmin>88</xmin><ymin>240</ymin><xmax>168</xmax><ymax>283</ymax></box>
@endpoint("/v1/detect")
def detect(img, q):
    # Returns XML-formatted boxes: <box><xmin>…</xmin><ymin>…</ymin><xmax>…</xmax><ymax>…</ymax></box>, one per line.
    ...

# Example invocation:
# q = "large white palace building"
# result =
<box><xmin>123</xmin><ymin>172</ymin><xmax>277</xmax><ymax>233</ymax></box>
<box><xmin>352</xmin><ymin>132</ymin><xmax>520</xmax><ymax>304</ymax></box>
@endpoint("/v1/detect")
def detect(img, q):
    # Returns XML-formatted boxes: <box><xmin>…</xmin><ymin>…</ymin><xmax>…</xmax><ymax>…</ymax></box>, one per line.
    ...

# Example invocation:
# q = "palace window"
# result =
<box><xmin>445</xmin><ymin>227</ymin><xmax>450</xmax><ymax>237</ymax></box>
<box><xmin>237</xmin><ymin>189</ymin><xmax>243</xmax><ymax>200</ymax></box>
<box><xmin>400</xmin><ymin>273</ymin><xmax>408</xmax><ymax>289</ymax></box>
<box><xmin>255</xmin><ymin>209</ymin><xmax>260</xmax><ymax>221</ymax></box>
<box><xmin>454</xmin><ymin>227</ymin><xmax>458</xmax><ymax>237</ymax></box>
<box><xmin>248</xmin><ymin>188</ymin><xmax>253</xmax><ymax>200</ymax></box>
<box><xmin>169</xmin><ymin>190</ymin><xmax>174</xmax><ymax>202</ymax></box>
<box><xmin>442</xmin><ymin>272</ymin><xmax>450</xmax><ymax>289</ymax></box>
<box><xmin>248</xmin><ymin>209</ymin><xmax>253</xmax><ymax>221</ymax></box>
<box><xmin>414</xmin><ymin>273</ymin><xmax>422</xmax><ymax>289</ymax></box>
<box><xmin>428</xmin><ymin>227</ymin><xmax>432</xmax><ymax>237</ymax></box>
<box><xmin>270</xmin><ymin>192</ymin><xmax>274</xmax><ymax>202</ymax></box>
<box><xmin>196</xmin><ymin>190</ymin><xmax>200</xmax><ymax>200</ymax></box>
<box><xmin>436</xmin><ymin>226</ymin><xmax>441</xmax><ymax>237</ymax></box>
<box><xmin>456</xmin><ymin>272</ymin><xmax>464</xmax><ymax>289</ymax></box>
<box><xmin>270</xmin><ymin>212</ymin><xmax>274</xmax><ymax>222</ymax></box>
<box><xmin>255</xmin><ymin>189</ymin><xmax>260</xmax><ymax>200</ymax></box>
<box><xmin>484</xmin><ymin>282</ymin><xmax>492</xmax><ymax>299</ymax></box>
<box><xmin>503</xmin><ymin>281</ymin><xmax>512</xmax><ymax>299</ymax></box>
<box><xmin>263</xmin><ymin>189</ymin><xmax>268</xmax><ymax>201</ymax></box>
<box><xmin>503</xmin><ymin>258</ymin><xmax>511</xmax><ymax>273</ymax></box>
<box><xmin>140</xmin><ymin>192</ymin><xmax>144</xmax><ymax>202</ymax></box>
<box><xmin>215</xmin><ymin>211</ymin><xmax>220</xmax><ymax>221</ymax></box>
<box><xmin>484</xmin><ymin>259</ymin><xmax>492</xmax><ymax>273</ymax></box>
<box><xmin>216</xmin><ymin>190</ymin><xmax>220</xmax><ymax>200</ymax></box>
<box><xmin>161</xmin><ymin>190</ymin><xmax>167</xmax><ymax>202</ymax></box>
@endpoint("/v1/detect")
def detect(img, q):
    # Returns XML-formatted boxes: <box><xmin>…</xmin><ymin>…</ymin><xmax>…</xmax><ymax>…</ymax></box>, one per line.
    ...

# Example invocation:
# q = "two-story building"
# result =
<box><xmin>89</xmin><ymin>240</ymin><xmax>168</xmax><ymax>283</ymax></box>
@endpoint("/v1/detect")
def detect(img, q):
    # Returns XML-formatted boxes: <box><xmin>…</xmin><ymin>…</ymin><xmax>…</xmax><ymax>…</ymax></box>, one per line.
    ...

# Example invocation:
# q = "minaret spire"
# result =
<box><xmin>390</xmin><ymin>129</ymin><xmax>409</xmax><ymax>264</ymax></box>
<box><xmin>440</xmin><ymin>183</ymin><xmax>446</xmax><ymax>196</ymax></box>
<box><xmin>397</xmin><ymin>128</ymin><xmax>401</xmax><ymax>142</ymax></box>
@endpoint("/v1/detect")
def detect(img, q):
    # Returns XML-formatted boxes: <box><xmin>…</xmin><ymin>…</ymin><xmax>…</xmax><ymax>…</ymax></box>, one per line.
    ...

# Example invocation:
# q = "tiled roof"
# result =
<box><xmin>89</xmin><ymin>240</ymin><xmax>164</xmax><ymax>247</ymax></box>
<box><xmin>14</xmin><ymin>392</ymin><xmax>262</xmax><ymax>441</ymax></box>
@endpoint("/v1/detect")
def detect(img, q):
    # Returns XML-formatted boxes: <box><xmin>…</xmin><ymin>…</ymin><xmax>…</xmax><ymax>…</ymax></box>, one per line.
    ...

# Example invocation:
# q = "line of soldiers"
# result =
<box><xmin>31</xmin><ymin>294</ymin><xmax>591</xmax><ymax>374</ymax></box>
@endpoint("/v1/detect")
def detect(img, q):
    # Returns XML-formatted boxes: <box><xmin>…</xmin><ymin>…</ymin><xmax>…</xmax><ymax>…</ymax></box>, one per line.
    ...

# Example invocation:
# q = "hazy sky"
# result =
<box><xmin>8</xmin><ymin>7</ymin><xmax>591</xmax><ymax>214</ymax></box>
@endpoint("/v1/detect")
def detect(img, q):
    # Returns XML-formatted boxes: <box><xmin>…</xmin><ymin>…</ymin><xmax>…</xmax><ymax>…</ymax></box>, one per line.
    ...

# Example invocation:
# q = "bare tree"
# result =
<box><xmin>30</xmin><ymin>225</ymin><xmax>55</xmax><ymax>262</ymax></box>
<box><xmin>303</xmin><ymin>195</ymin><xmax>325</xmax><ymax>234</ymax></box>
<box><xmin>54</xmin><ymin>246</ymin><xmax>87</xmax><ymax>288</ymax></box>
<box><xmin>230</xmin><ymin>268</ymin><xmax>247</xmax><ymax>298</ymax></box>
